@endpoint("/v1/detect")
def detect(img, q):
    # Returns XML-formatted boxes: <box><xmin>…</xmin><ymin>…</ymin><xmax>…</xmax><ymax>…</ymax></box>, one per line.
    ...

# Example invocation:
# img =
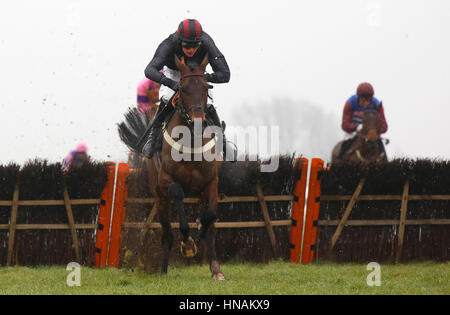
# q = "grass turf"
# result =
<box><xmin>0</xmin><ymin>260</ymin><xmax>448</xmax><ymax>295</ymax></box>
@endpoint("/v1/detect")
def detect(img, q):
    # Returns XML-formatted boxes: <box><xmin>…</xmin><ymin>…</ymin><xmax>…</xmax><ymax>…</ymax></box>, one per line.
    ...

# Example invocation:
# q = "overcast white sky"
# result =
<box><xmin>1</xmin><ymin>0</ymin><xmax>449</xmax><ymax>165</ymax></box>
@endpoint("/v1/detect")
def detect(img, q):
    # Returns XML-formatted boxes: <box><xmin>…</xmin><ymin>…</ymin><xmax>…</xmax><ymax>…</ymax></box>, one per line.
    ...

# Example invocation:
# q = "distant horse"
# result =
<box><xmin>119</xmin><ymin>54</ymin><xmax>225</xmax><ymax>280</ymax></box>
<box><xmin>331</xmin><ymin>108</ymin><xmax>388</xmax><ymax>164</ymax></box>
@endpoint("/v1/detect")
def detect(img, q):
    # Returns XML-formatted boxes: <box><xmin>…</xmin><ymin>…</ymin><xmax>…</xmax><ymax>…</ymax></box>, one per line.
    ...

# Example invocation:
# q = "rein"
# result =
<box><xmin>169</xmin><ymin>90</ymin><xmax>194</xmax><ymax>127</ymax></box>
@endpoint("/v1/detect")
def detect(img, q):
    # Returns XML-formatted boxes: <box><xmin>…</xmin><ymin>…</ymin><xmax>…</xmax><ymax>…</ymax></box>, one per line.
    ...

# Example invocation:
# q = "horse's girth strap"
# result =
<box><xmin>163</xmin><ymin>130</ymin><xmax>217</xmax><ymax>154</ymax></box>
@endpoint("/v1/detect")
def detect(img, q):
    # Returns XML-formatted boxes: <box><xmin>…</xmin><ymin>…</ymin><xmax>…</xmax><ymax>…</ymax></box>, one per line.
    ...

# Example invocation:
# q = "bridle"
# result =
<box><xmin>164</xmin><ymin>72</ymin><xmax>218</xmax><ymax>155</ymax></box>
<box><xmin>349</xmin><ymin>109</ymin><xmax>386</xmax><ymax>162</ymax></box>
<box><xmin>175</xmin><ymin>72</ymin><xmax>207</xmax><ymax>128</ymax></box>
<box><xmin>359</xmin><ymin>109</ymin><xmax>381</xmax><ymax>142</ymax></box>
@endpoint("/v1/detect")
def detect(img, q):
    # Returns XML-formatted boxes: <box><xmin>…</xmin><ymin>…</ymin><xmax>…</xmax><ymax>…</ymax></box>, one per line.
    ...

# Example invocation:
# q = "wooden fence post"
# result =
<box><xmin>138</xmin><ymin>204</ymin><xmax>158</xmax><ymax>250</ymax></box>
<box><xmin>329</xmin><ymin>178</ymin><xmax>366</xmax><ymax>252</ymax></box>
<box><xmin>63</xmin><ymin>185</ymin><xmax>81</xmax><ymax>263</ymax></box>
<box><xmin>107</xmin><ymin>163</ymin><xmax>130</xmax><ymax>267</ymax></box>
<box><xmin>7</xmin><ymin>182</ymin><xmax>20</xmax><ymax>266</ymax></box>
<box><xmin>95</xmin><ymin>162</ymin><xmax>116</xmax><ymax>267</ymax></box>
<box><xmin>396</xmin><ymin>179</ymin><xmax>410</xmax><ymax>263</ymax></box>
<box><xmin>256</xmin><ymin>184</ymin><xmax>278</xmax><ymax>257</ymax></box>
<box><xmin>289</xmin><ymin>158</ymin><xmax>308</xmax><ymax>263</ymax></box>
<box><xmin>302</xmin><ymin>158</ymin><xmax>324</xmax><ymax>264</ymax></box>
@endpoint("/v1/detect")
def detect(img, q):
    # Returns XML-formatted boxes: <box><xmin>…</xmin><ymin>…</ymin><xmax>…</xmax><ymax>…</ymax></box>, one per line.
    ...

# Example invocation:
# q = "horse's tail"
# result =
<box><xmin>117</xmin><ymin>107</ymin><xmax>148</xmax><ymax>151</ymax></box>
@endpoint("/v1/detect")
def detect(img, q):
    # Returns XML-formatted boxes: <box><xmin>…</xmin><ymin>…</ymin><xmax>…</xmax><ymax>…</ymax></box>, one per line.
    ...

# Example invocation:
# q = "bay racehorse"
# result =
<box><xmin>120</xmin><ymin>54</ymin><xmax>225</xmax><ymax>280</ymax></box>
<box><xmin>331</xmin><ymin>108</ymin><xmax>388</xmax><ymax>164</ymax></box>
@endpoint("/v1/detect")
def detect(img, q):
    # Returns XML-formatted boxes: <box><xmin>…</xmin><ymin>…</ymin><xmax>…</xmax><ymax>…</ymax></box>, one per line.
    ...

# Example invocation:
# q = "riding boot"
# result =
<box><xmin>206</xmin><ymin>104</ymin><xmax>237</xmax><ymax>162</ymax></box>
<box><xmin>142</xmin><ymin>101</ymin><xmax>173</xmax><ymax>159</ymax></box>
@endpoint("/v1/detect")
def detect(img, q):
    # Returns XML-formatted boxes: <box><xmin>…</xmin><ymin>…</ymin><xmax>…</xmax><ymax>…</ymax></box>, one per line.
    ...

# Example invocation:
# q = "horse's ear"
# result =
<box><xmin>175</xmin><ymin>55</ymin><xmax>189</xmax><ymax>73</ymax></box>
<box><xmin>199</xmin><ymin>54</ymin><xmax>209</xmax><ymax>72</ymax></box>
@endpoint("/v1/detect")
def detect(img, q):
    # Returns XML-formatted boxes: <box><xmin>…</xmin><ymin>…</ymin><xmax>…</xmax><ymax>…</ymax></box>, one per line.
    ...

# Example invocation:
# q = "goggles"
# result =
<box><xmin>358</xmin><ymin>94</ymin><xmax>373</xmax><ymax>100</ymax></box>
<box><xmin>181</xmin><ymin>41</ymin><xmax>201</xmax><ymax>49</ymax></box>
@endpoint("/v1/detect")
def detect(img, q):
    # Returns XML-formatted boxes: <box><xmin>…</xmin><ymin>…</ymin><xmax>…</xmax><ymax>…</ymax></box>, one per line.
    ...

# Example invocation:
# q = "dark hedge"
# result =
<box><xmin>0</xmin><ymin>159</ymin><xmax>108</xmax><ymax>266</ymax></box>
<box><xmin>318</xmin><ymin>159</ymin><xmax>450</xmax><ymax>263</ymax></box>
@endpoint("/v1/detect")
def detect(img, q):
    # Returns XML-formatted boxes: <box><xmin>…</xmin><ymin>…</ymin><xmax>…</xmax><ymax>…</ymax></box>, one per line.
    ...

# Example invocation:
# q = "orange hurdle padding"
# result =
<box><xmin>289</xmin><ymin>158</ymin><xmax>309</xmax><ymax>263</ymax></box>
<box><xmin>107</xmin><ymin>163</ymin><xmax>130</xmax><ymax>267</ymax></box>
<box><xmin>301</xmin><ymin>158</ymin><xmax>324</xmax><ymax>264</ymax></box>
<box><xmin>95</xmin><ymin>162</ymin><xmax>116</xmax><ymax>267</ymax></box>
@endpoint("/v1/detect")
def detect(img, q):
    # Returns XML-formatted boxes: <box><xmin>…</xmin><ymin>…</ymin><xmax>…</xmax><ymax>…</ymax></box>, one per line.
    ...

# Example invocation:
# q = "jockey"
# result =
<box><xmin>142</xmin><ymin>18</ymin><xmax>236</xmax><ymax>161</ymax></box>
<box><xmin>62</xmin><ymin>142</ymin><xmax>90</xmax><ymax>172</ymax></box>
<box><xmin>137</xmin><ymin>77</ymin><xmax>160</xmax><ymax>117</ymax></box>
<box><xmin>339</xmin><ymin>82</ymin><xmax>388</xmax><ymax>157</ymax></box>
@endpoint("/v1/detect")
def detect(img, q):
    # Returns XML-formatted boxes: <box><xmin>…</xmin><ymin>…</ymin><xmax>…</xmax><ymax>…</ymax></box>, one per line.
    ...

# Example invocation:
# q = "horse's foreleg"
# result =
<box><xmin>168</xmin><ymin>181</ymin><xmax>197</xmax><ymax>258</ymax></box>
<box><xmin>158</xmin><ymin>198</ymin><xmax>173</xmax><ymax>275</ymax></box>
<box><xmin>201</xmin><ymin>178</ymin><xmax>224</xmax><ymax>280</ymax></box>
<box><xmin>168</xmin><ymin>182</ymin><xmax>188</xmax><ymax>241</ymax></box>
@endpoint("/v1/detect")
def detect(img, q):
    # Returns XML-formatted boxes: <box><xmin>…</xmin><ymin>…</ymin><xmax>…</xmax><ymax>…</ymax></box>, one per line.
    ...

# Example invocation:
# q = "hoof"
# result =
<box><xmin>180</xmin><ymin>236</ymin><xmax>197</xmax><ymax>258</ymax></box>
<box><xmin>212</xmin><ymin>272</ymin><xmax>226</xmax><ymax>281</ymax></box>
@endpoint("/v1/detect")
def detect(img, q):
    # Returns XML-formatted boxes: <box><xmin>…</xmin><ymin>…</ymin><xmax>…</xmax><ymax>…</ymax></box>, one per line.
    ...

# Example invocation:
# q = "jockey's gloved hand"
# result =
<box><xmin>161</xmin><ymin>77</ymin><xmax>180</xmax><ymax>92</ymax></box>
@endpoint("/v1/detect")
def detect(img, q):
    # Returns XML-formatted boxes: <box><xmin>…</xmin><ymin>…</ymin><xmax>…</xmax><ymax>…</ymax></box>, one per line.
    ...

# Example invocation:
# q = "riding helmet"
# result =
<box><xmin>356</xmin><ymin>82</ymin><xmax>374</xmax><ymax>96</ymax></box>
<box><xmin>76</xmin><ymin>142</ymin><xmax>88</xmax><ymax>153</ymax></box>
<box><xmin>177</xmin><ymin>19</ymin><xmax>203</xmax><ymax>43</ymax></box>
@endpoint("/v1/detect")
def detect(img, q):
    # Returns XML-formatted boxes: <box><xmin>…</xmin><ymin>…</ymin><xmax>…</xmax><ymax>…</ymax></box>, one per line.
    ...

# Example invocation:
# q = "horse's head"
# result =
<box><xmin>360</xmin><ymin>108</ymin><xmax>382</xmax><ymax>148</ymax></box>
<box><xmin>332</xmin><ymin>106</ymin><xmax>386</xmax><ymax>164</ymax></box>
<box><xmin>174</xmin><ymin>54</ymin><xmax>210</xmax><ymax>126</ymax></box>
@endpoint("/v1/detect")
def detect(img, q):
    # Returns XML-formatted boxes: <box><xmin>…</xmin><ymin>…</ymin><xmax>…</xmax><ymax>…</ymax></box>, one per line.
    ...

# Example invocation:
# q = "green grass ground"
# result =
<box><xmin>0</xmin><ymin>260</ymin><xmax>448</xmax><ymax>295</ymax></box>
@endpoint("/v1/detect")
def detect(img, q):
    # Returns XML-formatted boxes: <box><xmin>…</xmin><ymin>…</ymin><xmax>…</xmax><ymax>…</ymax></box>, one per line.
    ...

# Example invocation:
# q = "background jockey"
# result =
<box><xmin>62</xmin><ymin>142</ymin><xmax>91</xmax><ymax>172</ymax></box>
<box><xmin>339</xmin><ymin>82</ymin><xmax>388</xmax><ymax>157</ymax></box>
<box><xmin>141</xmin><ymin>18</ymin><xmax>236</xmax><ymax>161</ymax></box>
<box><xmin>137</xmin><ymin>77</ymin><xmax>160</xmax><ymax>119</ymax></box>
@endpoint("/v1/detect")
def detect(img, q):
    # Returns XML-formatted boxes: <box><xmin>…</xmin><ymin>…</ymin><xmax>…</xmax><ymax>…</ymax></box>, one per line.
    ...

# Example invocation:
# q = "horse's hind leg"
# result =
<box><xmin>168</xmin><ymin>182</ymin><xmax>197</xmax><ymax>258</ymax></box>
<box><xmin>203</xmin><ymin>215</ymin><xmax>224</xmax><ymax>280</ymax></box>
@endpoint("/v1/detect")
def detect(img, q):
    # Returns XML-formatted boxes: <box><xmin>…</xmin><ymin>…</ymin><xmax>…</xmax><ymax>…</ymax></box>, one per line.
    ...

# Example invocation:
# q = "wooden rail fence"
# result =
<box><xmin>0</xmin><ymin>184</ymin><xmax>101</xmax><ymax>266</ymax></box>
<box><xmin>0</xmin><ymin>161</ymin><xmax>301</xmax><ymax>267</ymax></box>
<box><xmin>316</xmin><ymin>170</ymin><xmax>450</xmax><ymax>262</ymax></box>
<box><xmin>2</xmin><ymin>158</ymin><xmax>449</xmax><ymax>267</ymax></box>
